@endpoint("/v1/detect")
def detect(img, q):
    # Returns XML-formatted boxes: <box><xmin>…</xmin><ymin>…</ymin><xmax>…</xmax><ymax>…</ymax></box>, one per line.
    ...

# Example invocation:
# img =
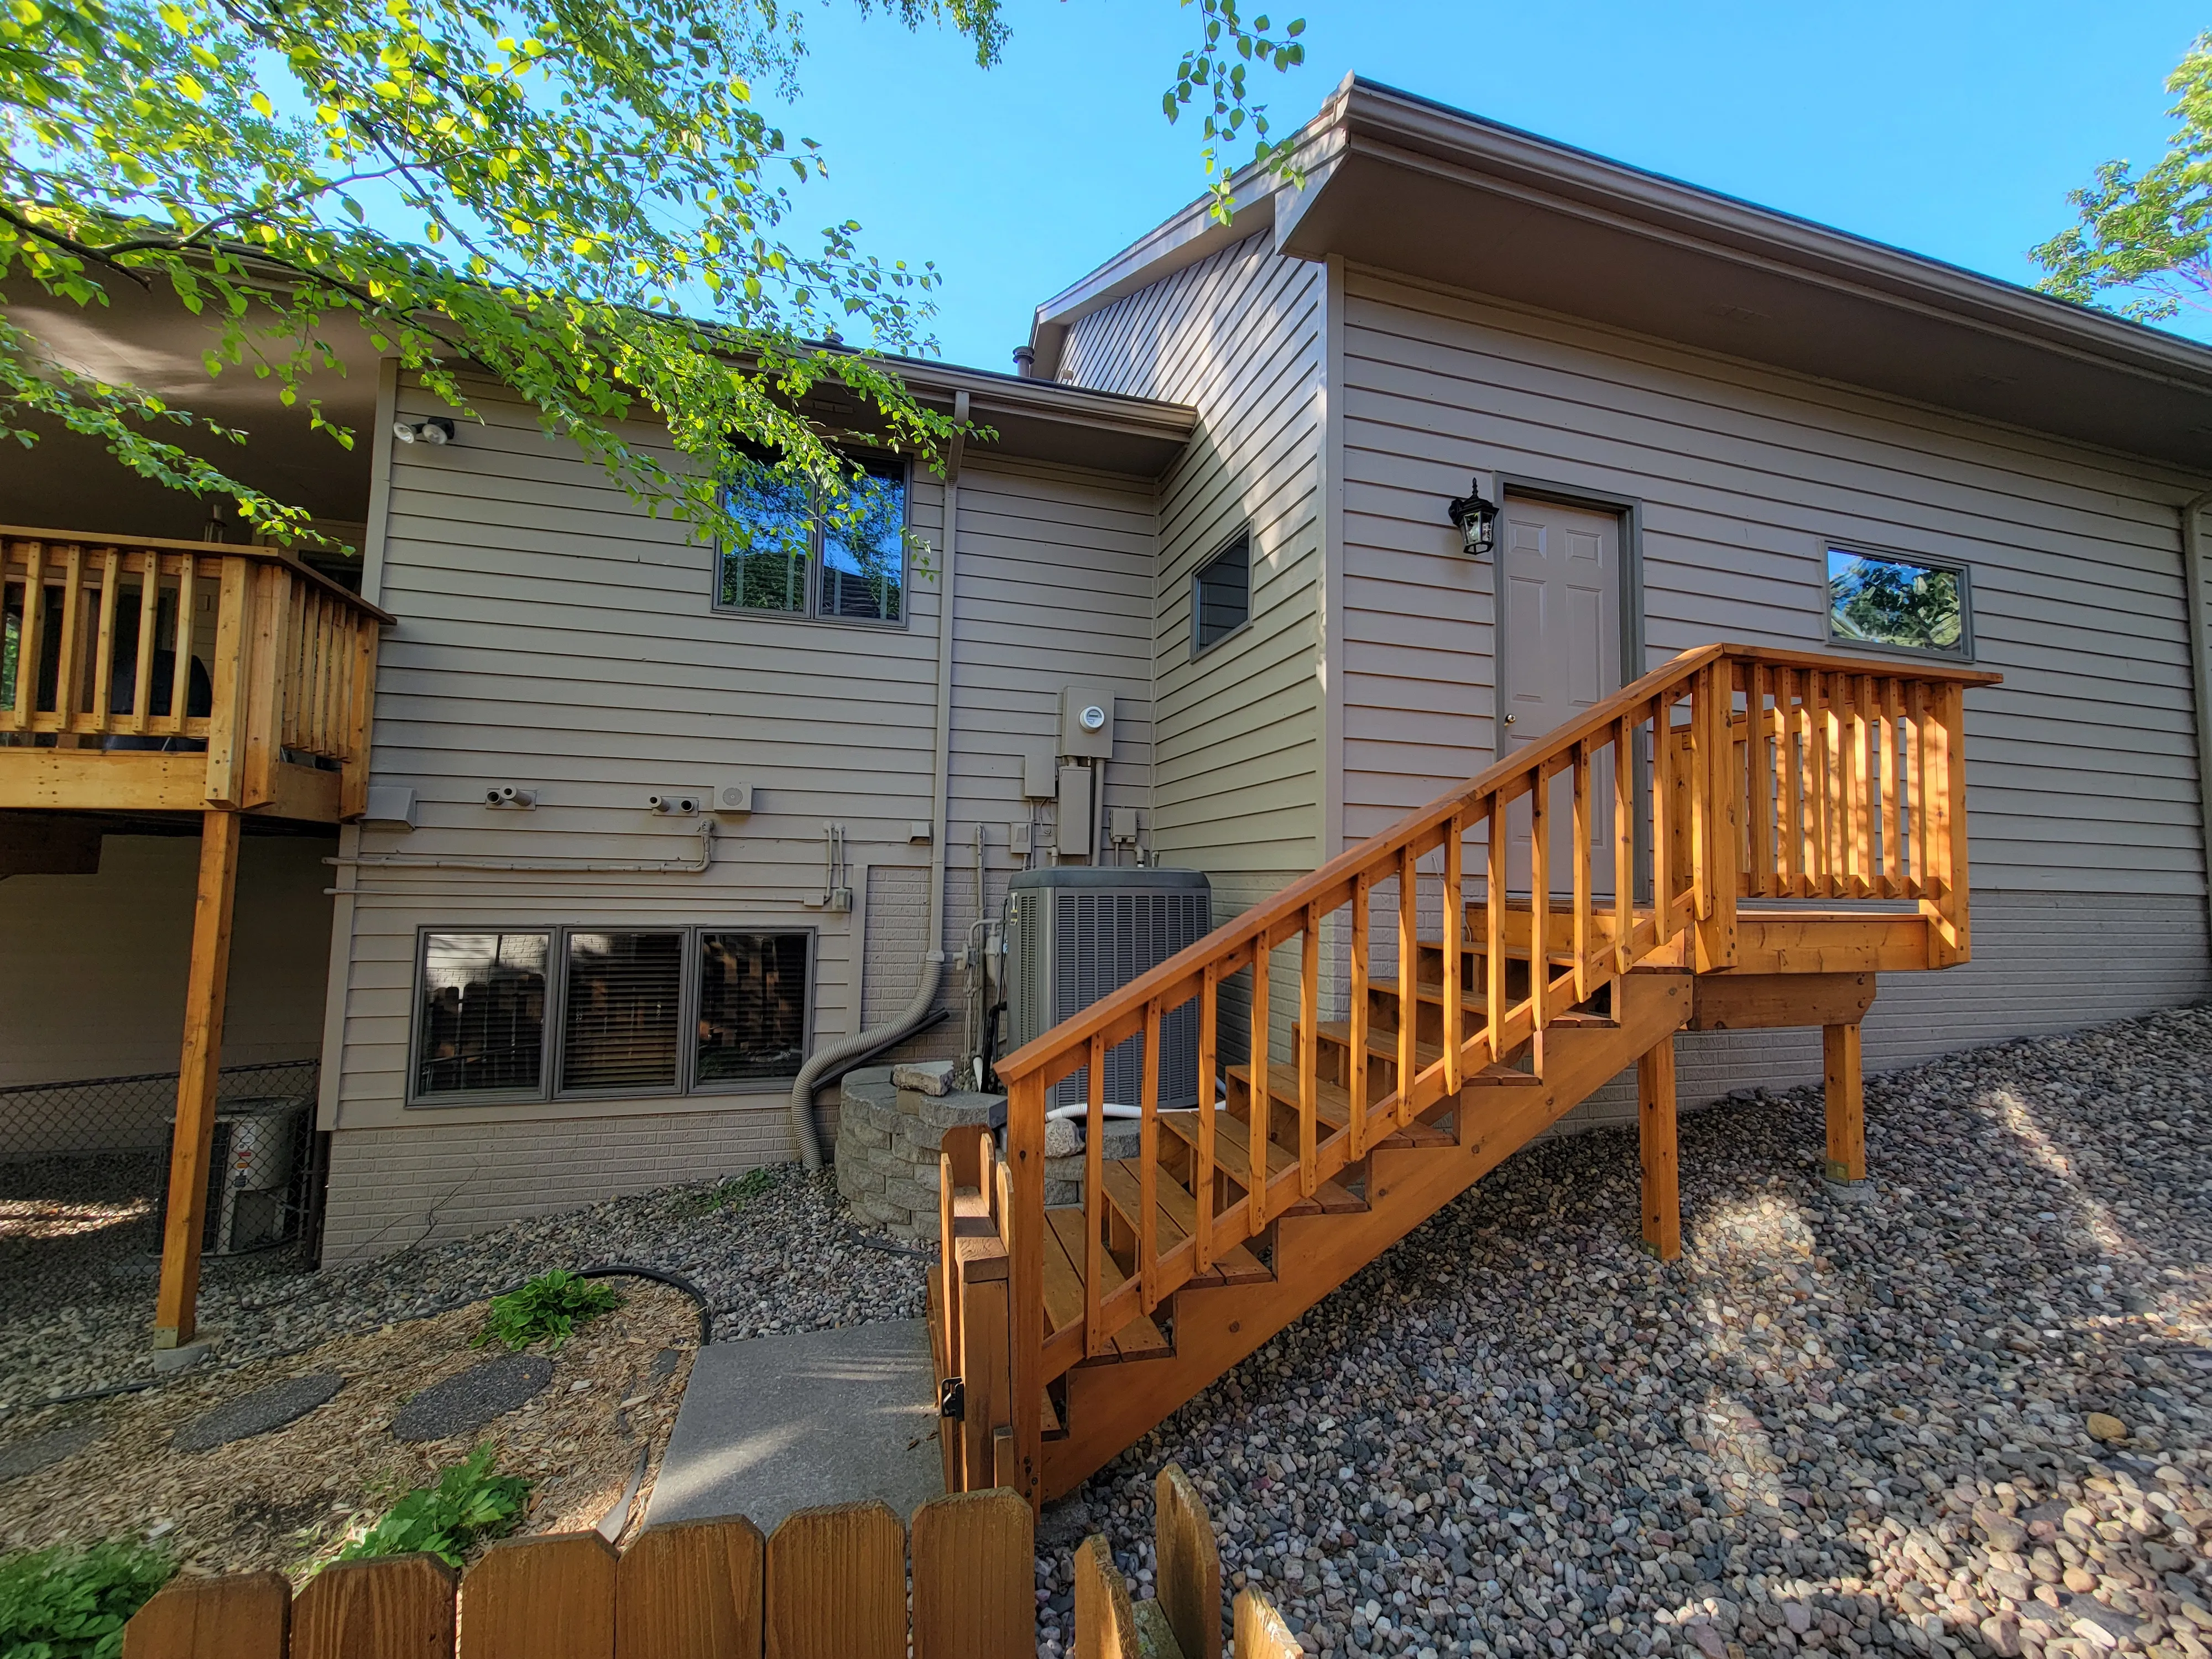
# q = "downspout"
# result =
<box><xmin>2184</xmin><ymin>491</ymin><xmax>2212</xmax><ymax>947</ymax></box>
<box><xmin>790</xmin><ymin>392</ymin><xmax>968</xmax><ymax>1170</ymax></box>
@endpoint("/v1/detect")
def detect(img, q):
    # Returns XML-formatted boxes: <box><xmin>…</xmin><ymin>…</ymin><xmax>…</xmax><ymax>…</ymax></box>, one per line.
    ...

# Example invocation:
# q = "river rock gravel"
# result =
<box><xmin>1035</xmin><ymin>1006</ymin><xmax>2212</xmax><ymax>1659</ymax></box>
<box><xmin>0</xmin><ymin>1164</ymin><xmax>925</xmax><ymax>1416</ymax></box>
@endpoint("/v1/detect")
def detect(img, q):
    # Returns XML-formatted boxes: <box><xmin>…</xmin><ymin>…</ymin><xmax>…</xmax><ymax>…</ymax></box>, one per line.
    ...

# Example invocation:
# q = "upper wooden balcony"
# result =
<box><xmin>0</xmin><ymin>527</ymin><xmax>392</xmax><ymax>822</ymax></box>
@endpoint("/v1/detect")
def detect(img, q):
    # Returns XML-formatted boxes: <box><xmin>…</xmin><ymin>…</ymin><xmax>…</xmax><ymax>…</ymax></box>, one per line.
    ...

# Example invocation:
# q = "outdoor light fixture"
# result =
<box><xmin>1447</xmin><ymin>478</ymin><xmax>1499</xmax><ymax>557</ymax></box>
<box><xmin>393</xmin><ymin>416</ymin><xmax>455</xmax><ymax>446</ymax></box>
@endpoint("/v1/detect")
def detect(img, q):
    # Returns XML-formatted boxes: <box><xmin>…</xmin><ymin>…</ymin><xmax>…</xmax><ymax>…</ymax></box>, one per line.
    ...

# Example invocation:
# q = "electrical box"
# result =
<box><xmin>1021</xmin><ymin>745</ymin><xmax>1058</xmax><ymax>800</ymax></box>
<box><xmin>1059</xmin><ymin>686</ymin><xmax>1115</xmax><ymax>760</ymax></box>
<box><xmin>1108</xmin><ymin>806</ymin><xmax>1140</xmax><ymax>844</ymax></box>
<box><xmin>1056</xmin><ymin>764</ymin><xmax>1094</xmax><ymax>858</ymax></box>
<box><xmin>712</xmin><ymin>781</ymin><xmax>754</xmax><ymax>814</ymax></box>
<box><xmin>1010</xmin><ymin>822</ymin><xmax>1033</xmax><ymax>855</ymax></box>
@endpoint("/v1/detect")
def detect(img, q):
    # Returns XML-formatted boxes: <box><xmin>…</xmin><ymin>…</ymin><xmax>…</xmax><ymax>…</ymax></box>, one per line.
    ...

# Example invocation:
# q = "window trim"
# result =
<box><xmin>405</xmin><ymin>924</ymin><xmax>817</xmax><ymax>1108</ymax></box>
<box><xmin>1822</xmin><ymin>542</ymin><xmax>1975</xmax><ymax>663</ymax></box>
<box><xmin>711</xmin><ymin>451</ymin><xmax>914</xmax><ymax>630</ymax></box>
<box><xmin>1189</xmin><ymin>526</ymin><xmax>1254</xmax><ymax>659</ymax></box>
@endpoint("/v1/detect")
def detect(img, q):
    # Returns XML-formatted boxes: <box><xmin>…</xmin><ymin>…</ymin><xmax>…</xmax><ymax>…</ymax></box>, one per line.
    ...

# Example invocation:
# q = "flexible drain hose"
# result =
<box><xmin>790</xmin><ymin>954</ymin><xmax>945</xmax><ymax>1172</ymax></box>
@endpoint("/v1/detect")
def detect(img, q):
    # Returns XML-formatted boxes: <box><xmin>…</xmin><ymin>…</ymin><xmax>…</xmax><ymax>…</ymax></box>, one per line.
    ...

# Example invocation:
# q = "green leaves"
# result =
<box><xmin>476</xmin><ymin>1269</ymin><xmax>623</xmax><ymax>1352</ymax></box>
<box><xmin>2033</xmin><ymin>32</ymin><xmax>2212</xmax><ymax>324</ymax></box>
<box><xmin>333</xmin><ymin>1446</ymin><xmax>530</xmax><ymax>1570</ymax></box>
<box><xmin>1162</xmin><ymin>0</ymin><xmax>1308</xmax><ymax>221</ymax></box>
<box><xmin>0</xmin><ymin>1539</ymin><xmax>174</xmax><ymax>1659</ymax></box>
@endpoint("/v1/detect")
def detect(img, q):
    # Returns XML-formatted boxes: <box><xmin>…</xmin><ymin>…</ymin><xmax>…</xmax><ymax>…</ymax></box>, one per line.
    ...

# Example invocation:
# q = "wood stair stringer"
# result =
<box><xmin>1040</xmin><ymin>968</ymin><xmax>1691</xmax><ymax>1501</ymax></box>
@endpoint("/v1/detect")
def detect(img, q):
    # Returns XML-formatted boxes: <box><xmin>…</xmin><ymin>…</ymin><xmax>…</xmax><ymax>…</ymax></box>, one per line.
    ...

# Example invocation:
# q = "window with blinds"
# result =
<box><xmin>561</xmin><ymin>931</ymin><xmax>683</xmax><ymax>1093</ymax></box>
<box><xmin>695</xmin><ymin>932</ymin><xmax>810</xmax><ymax>1083</ymax></box>
<box><xmin>414</xmin><ymin>932</ymin><xmax>550</xmax><ymax>1098</ymax></box>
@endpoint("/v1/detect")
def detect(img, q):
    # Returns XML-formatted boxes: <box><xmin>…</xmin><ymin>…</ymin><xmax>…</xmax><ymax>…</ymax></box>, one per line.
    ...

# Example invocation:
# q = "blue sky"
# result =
<box><xmin>755</xmin><ymin>1</ymin><xmax>2209</xmax><ymax>372</ymax></box>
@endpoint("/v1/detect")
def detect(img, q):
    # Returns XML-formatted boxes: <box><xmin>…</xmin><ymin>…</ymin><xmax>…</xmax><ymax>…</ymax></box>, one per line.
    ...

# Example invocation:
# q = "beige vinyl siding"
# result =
<box><xmin>1061</xmin><ymin>231</ymin><xmax>1326</xmax><ymax>893</ymax></box>
<box><xmin>1337</xmin><ymin>268</ymin><xmax>2208</xmax><ymax>895</ymax></box>
<box><xmin>325</xmin><ymin>381</ymin><xmax>1156</xmax><ymax>1250</ymax></box>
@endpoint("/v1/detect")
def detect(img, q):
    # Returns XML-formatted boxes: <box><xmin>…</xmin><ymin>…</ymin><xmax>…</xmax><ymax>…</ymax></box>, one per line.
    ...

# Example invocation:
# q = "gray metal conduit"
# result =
<box><xmin>792</xmin><ymin>391</ymin><xmax>969</xmax><ymax>1171</ymax></box>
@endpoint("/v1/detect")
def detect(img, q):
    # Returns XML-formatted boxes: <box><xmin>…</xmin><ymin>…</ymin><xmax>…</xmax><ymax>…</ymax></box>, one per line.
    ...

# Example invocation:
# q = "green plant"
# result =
<box><xmin>476</xmin><ymin>1269</ymin><xmax>623</xmax><ymax>1352</ymax></box>
<box><xmin>333</xmin><ymin>1446</ymin><xmax>529</xmax><ymax>1571</ymax></box>
<box><xmin>0</xmin><ymin>1538</ymin><xmax>173</xmax><ymax>1659</ymax></box>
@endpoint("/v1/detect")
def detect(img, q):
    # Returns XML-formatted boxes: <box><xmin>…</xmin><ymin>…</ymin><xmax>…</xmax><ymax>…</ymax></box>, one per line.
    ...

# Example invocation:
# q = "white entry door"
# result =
<box><xmin>1498</xmin><ymin>495</ymin><xmax>1624</xmax><ymax>896</ymax></box>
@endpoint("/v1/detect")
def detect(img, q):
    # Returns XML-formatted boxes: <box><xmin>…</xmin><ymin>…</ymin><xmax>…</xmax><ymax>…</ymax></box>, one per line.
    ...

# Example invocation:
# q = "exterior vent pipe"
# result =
<box><xmin>791</xmin><ymin>390</ymin><xmax>969</xmax><ymax>1170</ymax></box>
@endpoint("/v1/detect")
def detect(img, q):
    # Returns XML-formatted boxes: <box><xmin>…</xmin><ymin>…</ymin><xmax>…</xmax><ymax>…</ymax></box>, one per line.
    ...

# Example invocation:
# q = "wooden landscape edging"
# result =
<box><xmin>122</xmin><ymin>1466</ymin><xmax>1305</xmax><ymax>1659</ymax></box>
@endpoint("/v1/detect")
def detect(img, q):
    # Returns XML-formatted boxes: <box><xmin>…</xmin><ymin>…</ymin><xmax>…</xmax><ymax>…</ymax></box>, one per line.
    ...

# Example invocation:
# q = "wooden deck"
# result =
<box><xmin>932</xmin><ymin>642</ymin><xmax>1999</xmax><ymax>1509</ymax></box>
<box><xmin>2</xmin><ymin>526</ymin><xmax>392</xmax><ymax>1354</ymax></box>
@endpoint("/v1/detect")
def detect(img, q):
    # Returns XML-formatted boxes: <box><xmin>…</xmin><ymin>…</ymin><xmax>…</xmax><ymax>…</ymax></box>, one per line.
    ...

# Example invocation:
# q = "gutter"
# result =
<box><xmin>2184</xmin><ymin>492</ymin><xmax>2212</xmax><ymax>943</ymax></box>
<box><xmin>786</xmin><ymin>390</ymin><xmax>969</xmax><ymax>1170</ymax></box>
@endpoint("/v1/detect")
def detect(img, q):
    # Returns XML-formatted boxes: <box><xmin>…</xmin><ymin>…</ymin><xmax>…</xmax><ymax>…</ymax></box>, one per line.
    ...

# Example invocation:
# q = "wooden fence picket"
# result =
<box><xmin>1152</xmin><ymin>1463</ymin><xmax>1222</xmax><ymax>1659</ymax></box>
<box><xmin>910</xmin><ymin>1489</ymin><xmax>1035</xmax><ymax>1659</ymax></box>
<box><xmin>1233</xmin><ymin>1588</ymin><xmax>1303</xmax><ymax>1659</ymax></box>
<box><xmin>121</xmin><ymin>1570</ymin><xmax>290</xmax><ymax>1659</ymax></box>
<box><xmin>614</xmin><ymin>1516</ymin><xmax>765</xmax><ymax>1659</ymax></box>
<box><xmin>1072</xmin><ymin>1534</ymin><xmax>1138</xmax><ymax>1659</ymax></box>
<box><xmin>458</xmin><ymin>1532</ymin><xmax>618</xmax><ymax>1659</ymax></box>
<box><xmin>289</xmin><ymin>1554</ymin><xmax>456</xmax><ymax>1659</ymax></box>
<box><xmin>763</xmin><ymin>1501</ymin><xmax>905</xmax><ymax>1659</ymax></box>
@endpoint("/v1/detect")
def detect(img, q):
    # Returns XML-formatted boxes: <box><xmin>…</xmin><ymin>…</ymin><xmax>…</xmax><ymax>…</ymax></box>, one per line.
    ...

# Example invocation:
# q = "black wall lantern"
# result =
<box><xmin>1446</xmin><ymin>477</ymin><xmax>1499</xmax><ymax>557</ymax></box>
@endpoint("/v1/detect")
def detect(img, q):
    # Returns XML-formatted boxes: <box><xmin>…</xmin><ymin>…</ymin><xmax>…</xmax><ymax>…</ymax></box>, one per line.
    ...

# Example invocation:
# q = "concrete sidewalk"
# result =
<box><xmin>643</xmin><ymin>1319</ymin><xmax>943</xmax><ymax>1535</ymax></box>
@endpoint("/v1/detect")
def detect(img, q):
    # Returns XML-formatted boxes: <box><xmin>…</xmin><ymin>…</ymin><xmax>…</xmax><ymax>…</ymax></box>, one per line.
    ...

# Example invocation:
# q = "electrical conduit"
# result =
<box><xmin>791</xmin><ymin>392</ymin><xmax>968</xmax><ymax>1170</ymax></box>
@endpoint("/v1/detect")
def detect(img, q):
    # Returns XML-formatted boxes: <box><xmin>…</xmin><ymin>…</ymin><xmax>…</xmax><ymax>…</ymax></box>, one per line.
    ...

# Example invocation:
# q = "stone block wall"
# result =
<box><xmin>834</xmin><ymin>1063</ymin><xmax>1004</xmax><ymax>1242</ymax></box>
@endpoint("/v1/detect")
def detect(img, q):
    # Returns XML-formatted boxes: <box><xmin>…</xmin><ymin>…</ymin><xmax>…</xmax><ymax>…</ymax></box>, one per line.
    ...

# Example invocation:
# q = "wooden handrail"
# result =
<box><xmin>964</xmin><ymin>641</ymin><xmax>1999</xmax><ymax>1509</ymax></box>
<box><xmin>1</xmin><ymin>530</ymin><xmax>389</xmax><ymax>818</ymax></box>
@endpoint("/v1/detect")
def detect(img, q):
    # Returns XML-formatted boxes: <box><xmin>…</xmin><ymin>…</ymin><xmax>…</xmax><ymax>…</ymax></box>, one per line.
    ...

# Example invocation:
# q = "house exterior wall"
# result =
<box><xmin>0</xmin><ymin>833</ymin><xmax>333</xmax><ymax>1152</ymax></box>
<box><xmin>1057</xmin><ymin>231</ymin><xmax>1327</xmax><ymax>1056</ymax></box>
<box><xmin>320</xmin><ymin>377</ymin><xmax>1159</xmax><ymax>1258</ymax></box>
<box><xmin>1329</xmin><ymin>264</ymin><xmax>2212</xmax><ymax>1116</ymax></box>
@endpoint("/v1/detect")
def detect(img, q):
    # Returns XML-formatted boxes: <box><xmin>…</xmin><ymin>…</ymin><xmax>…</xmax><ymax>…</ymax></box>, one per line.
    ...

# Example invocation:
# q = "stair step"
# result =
<box><xmin>1156</xmin><ymin>1109</ymin><xmax>1366</xmax><ymax>1214</ymax></box>
<box><xmin>1356</xmin><ymin>978</ymin><xmax>1616</xmax><ymax>1033</ymax></box>
<box><xmin>1041</xmin><ymin>1208</ymin><xmax>1172</xmax><ymax>1364</ymax></box>
<box><xmin>1310</xmin><ymin>1025</ymin><xmax>1547</xmax><ymax>1091</ymax></box>
<box><xmin>1099</xmin><ymin>1160</ymin><xmax>1272</xmax><ymax>1286</ymax></box>
<box><xmin>1235</xmin><ymin>1059</ymin><xmax>1454</xmax><ymax>1150</ymax></box>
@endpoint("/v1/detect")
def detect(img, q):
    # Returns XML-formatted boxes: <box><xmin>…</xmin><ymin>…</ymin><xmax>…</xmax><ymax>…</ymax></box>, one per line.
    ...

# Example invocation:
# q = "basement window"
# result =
<box><xmin>409</xmin><ymin>926</ymin><xmax>814</xmax><ymax>1105</ymax></box>
<box><xmin>413</xmin><ymin>932</ymin><xmax>551</xmax><ymax>1099</ymax></box>
<box><xmin>1192</xmin><ymin>530</ymin><xmax>1251</xmax><ymax>654</ymax></box>
<box><xmin>716</xmin><ymin>450</ymin><xmax>909</xmax><ymax>625</ymax></box>
<box><xmin>1825</xmin><ymin>547</ymin><xmax>1970</xmax><ymax>659</ymax></box>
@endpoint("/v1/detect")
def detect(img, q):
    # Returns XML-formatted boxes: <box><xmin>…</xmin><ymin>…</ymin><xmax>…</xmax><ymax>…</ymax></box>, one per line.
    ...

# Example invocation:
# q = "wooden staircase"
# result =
<box><xmin>931</xmin><ymin>642</ymin><xmax>1998</xmax><ymax>1509</ymax></box>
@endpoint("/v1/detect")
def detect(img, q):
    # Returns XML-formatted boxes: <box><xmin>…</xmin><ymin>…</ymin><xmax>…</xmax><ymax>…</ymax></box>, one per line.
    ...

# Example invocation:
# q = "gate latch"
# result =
<box><xmin>939</xmin><ymin>1377</ymin><xmax>966</xmax><ymax>1421</ymax></box>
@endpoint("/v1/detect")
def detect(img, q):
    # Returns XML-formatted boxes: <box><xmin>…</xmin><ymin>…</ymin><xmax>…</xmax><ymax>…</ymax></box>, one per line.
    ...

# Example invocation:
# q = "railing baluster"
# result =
<box><xmin>52</xmin><ymin>543</ymin><xmax>84</xmax><ymax>731</ymax></box>
<box><xmin>1528</xmin><ymin>769</ymin><xmax>1550</xmax><ymax>1039</ymax></box>
<box><xmin>1881</xmin><ymin>677</ymin><xmax>1902</xmax><ymax>899</ymax></box>
<box><xmin>90</xmin><ymin>549</ymin><xmax>120</xmax><ymax>729</ymax></box>
<box><xmin>3</xmin><ymin>541</ymin><xmax>38</xmax><ymax>727</ymax></box>
<box><xmin>1652</xmin><ymin>691</ymin><xmax>1675</xmax><ymax>945</ymax></box>
<box><xmin>1396</xmin><ymin>844</ymin><xmax>1418</xmax><ymax>1128</ymax></box>
<box><xmin>1777</xmin><ymin>669</ymin><xmax>1799</xmax><ymax>897</ymax></box>
<box><xmin>1195</xmin><ymin>962</ymin><xmax>1217</xmax><ymax>1273</ymax></box>
<box><xmin>1570</xmin><ymin>747</ymin><xmax>1592</xmax><ymax>1003</ymax></box>
<box><xmin>1746</xmin><ymin>664</ymin><xmax>1770</xmax><ymax>898</ymax></box>
<box><xmin>1348</xmin><ymin>876</ymin><xmax>1370</xmax><ymax>1161</ymax></box>
<box><xmin>1826</xmin><ymin>674</ymin><xmax>1847</xmax><ymax>898</ymax></box>
<box><xmin>1849</xmin><ymin>675</ymin><xmax>1871</xmax><ymax>898</ymax></box>
<box><xmin>167</xmin><ymin>556</ymin><xmax>195</xmax><ymax>739</ymax></box>
<box><xmin>1249</xmin><ymin>932</ymin><xmax>1271</xmax><ymax>1228</ymax></box>
<box><xmin>1612</xmin><ymin>717</ymin><xmax>1632</xmax><ymax>978</ymax></box>
<box><xmin>129</xmin><ymin>555</ymin><xmax>159</xmax><ymax>737</ymax></box>
<box><xmin>1139</xmin><ymin>999</ymin><xmax>1160</xmax><ymax>1311</ymax></box>
<box><xmin>1084</xmin><ymin>1031</ymin><xmax>1106</xmax><ymax>1360</ymax></box>
<box><xmin>1442</xmin><ymin>816</ymin><xmax>1464</xmax><ymax>1094</ymax></box>
<box><xmin>1688</xmin><ymin>665</ymin><xmax>1712</xmax><ymax>922</ymax></box>
<box><xmin>1297</xmin><ymin>907</ymin><xmax>1318</xmax><ymax>1198</ymax></box>
<box><xmin>1907</xmin><ymin>678</ymin><xmax>1927</xmax><ymax>895</ymax></box>
<box><xmin>1485</xmin><ymin>794</ymin><xmax>1506</xmax><ymax>1065</ymax></box>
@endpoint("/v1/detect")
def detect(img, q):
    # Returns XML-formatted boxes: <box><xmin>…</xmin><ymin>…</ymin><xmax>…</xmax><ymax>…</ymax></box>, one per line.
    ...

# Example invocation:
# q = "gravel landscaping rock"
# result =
<box><xmin>172</xmin><ymin>1372</ymin><xmax>344</xmax><ymax>1454</ymax></box>
<box><xmin>1033</xmin><ymin>1005</ymin><xmax>2212</xmax><ymax>1659</ymax></box>
<box><xmin>389</xmin><ymin>1353</ymin><xmax>552</xmax><ymax>1443</ymax></box>
<box><xmin>0</xmin><ymin>1164</ymin><xmax>925</xmax><ymax>1415</ymax></box>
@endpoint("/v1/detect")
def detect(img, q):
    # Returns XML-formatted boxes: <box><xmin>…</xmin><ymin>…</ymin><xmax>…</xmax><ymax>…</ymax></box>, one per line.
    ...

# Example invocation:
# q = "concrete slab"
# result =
<box><xmin>645</xmin><ymin>1319</ymin><xmax>941</xmax><ymax>1535</ymax></box>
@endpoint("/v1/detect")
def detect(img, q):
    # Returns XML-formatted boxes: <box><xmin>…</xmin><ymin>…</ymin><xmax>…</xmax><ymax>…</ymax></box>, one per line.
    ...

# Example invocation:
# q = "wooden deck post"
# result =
<box><xmin>153</xmin><ymin>807</ymin><xmax>242</xmax><ymax>1350</ymax></box>
<box><xmin>1637</xmin><ymin>1034</ymin><xmax>1680</xmax><ymax>1261</ymax></box>
<box><xmin>1822</xmin><ymin>1021</ymin><xmax>1866</xmax><ymax>1185</ymax></box>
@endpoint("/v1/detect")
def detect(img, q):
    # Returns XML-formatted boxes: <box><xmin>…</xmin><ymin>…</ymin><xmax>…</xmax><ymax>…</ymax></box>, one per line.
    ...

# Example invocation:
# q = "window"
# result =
<box><xmin>408</xmin><ymin>926</ymin><xmax>813</xmax><ymax>1104</ymax></box>
<box><xmin>561</xmin><ymin>931</ymin><xmax>684</xmax><ymax>1093</ymax></box>
<box><xmin>414</xmin><ymin>932</ymin><xmax>550</xmax><ymax>1098</ymax></box>
<box><xmin>1192</xmin><ymin>531</ymin><xmax>1250</xmax><ymax>654</ymax></box>
<box><xmin>1826</xmin><ymin>547</ymin><xmax>1970</xmax><ymax>658</ymax></box>
<box><xmin>715</xmin><ymin>452</ymin><xmax>907</xmax><ymax>624</ymax></box>
<box><xmin>696</xmin><ymin>932</ymin><xmax>810</xmax><ymax>1083</ymax></box>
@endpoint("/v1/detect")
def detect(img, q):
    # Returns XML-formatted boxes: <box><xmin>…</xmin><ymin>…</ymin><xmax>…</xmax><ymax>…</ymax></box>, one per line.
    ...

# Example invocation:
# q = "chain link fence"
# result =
<box><xmin>0</xmin><ymin>1060</ymin><xmax>325</xmax><ymax>1260</ymax></box>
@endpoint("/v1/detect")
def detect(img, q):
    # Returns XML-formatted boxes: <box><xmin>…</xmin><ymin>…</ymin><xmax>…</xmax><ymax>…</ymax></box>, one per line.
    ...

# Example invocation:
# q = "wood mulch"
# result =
<box><xmin>0</xmin><ymin>1280</ymin><xmax>698</xmax><ymax>1583</ymax></box>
